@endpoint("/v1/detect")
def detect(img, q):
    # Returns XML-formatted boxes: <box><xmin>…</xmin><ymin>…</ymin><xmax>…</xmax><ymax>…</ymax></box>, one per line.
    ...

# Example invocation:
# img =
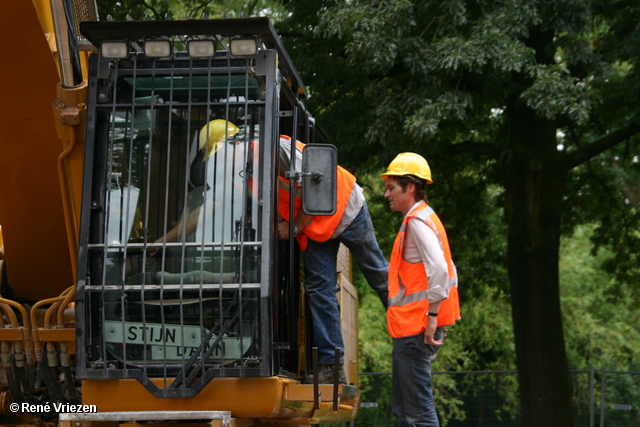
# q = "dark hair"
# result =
<box><xmin>395</xmin><ymin>175</ymin><xmax>428</xmax><ymax>202</ymax></box>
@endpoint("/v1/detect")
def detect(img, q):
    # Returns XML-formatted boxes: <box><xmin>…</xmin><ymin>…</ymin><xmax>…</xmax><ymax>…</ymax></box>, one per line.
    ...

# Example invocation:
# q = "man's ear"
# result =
<box><xmin>406</xmin><ymin>182</ymin><xmax>415</xmax><ymax>195</ymax></box>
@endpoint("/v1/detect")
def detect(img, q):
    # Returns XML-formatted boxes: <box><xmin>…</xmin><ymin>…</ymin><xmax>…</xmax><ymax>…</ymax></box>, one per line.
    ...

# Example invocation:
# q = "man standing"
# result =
<box><xmin>381</xmin><ymin>152</ymin><xmax>461</xmax><ymax>426</ymax></box>
<box><xmin>278</xmin><ymin>135</ymin><xmax>389</xmax><ymax>384</ymax></box>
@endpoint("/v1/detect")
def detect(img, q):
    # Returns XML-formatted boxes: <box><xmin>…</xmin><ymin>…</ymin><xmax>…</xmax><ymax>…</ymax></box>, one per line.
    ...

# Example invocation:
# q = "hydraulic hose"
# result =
<box><xmin>0</xmin><ymin>298</ymin><xmax>34</xmax><ymax>370</ymax></box>
<box><xmin>30</xmin><ymin>294</ymin><xmax>68</xmax><ymax>363</ymax></box>
<box><xmin>56</xmin><ymin>286</ymin><xmax>75</xmax><ymax>327</ymax></box>
<box><xmin>57</xmin><ymin>128</ymin><xmax>79</xmax><ymax>283</ymax></box>
<box><xmin>50</xmin><ymin>0</ymin><xmax>81</xmax><ymax>87</ymax></box>
<box><xmin>39</xmin><ymin>346</ymin><xmax>64</xmax><ymax>404</ymax></box>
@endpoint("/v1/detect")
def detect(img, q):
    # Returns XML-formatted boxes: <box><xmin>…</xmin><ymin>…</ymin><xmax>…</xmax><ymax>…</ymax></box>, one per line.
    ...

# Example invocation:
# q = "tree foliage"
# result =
<box><xmin>278</xmin><ymin>0</ymin><xmax>640</xmax><ymax>425</ymax></box>
<box><xmin>96</xmin><ymin>0</ymin><xmax>287</xmax><ymax>20</ymax></box>
<box><xmin>560</xmin><ymin>225</ymin><xmax>640</xmax><ymax>371</ymax></box>
<box><xmin>91</xmin><ymin>1</ymin><xmax>640</xmax><ymax>423</ymax></box>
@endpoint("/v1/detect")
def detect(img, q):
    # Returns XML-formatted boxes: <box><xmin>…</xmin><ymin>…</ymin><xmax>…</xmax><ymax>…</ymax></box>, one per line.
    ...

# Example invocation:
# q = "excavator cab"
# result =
<box><xmin>78</xmin><ymin>57</ymin><xmax>267</xmax><ymax>385</ymax></box>
<box><xmin>74</xmin><ymin>16</ymin><xmax>358</xmax><ymax>424</ymax></box>
<box><xmin>0</xmin><ymin>2</ymin><xmax>358</xmax><ymax>425</ymax></box>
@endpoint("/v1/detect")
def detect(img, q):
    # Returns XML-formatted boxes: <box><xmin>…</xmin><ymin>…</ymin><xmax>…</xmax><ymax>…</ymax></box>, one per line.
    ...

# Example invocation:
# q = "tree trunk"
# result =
<box><xmin>503</xmin><ymin>101</ymin><xmax>575</xmax><ymax>426</ymax></box>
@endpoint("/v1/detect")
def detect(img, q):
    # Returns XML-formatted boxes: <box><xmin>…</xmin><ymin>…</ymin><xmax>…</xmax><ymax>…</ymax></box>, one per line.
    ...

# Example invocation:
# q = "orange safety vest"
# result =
<box><xmin>278</xmin><ymin>136</ymin><xmax>357</xmax><ymax>246</ymax></box>
<box><xmin>278</xmin><ymin>175</ymin><xmax>309</xmax><ymax>250</ymax></box>
<box><xmin>387</xmin><ymin>201</ymin><xmax>460</xmax><ymax>338</ymax></box>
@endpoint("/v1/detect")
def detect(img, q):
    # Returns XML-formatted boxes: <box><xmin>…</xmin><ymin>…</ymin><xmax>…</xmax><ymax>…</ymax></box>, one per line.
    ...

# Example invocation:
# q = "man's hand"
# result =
<box><xmin>278</xmin><ymin>220</ymin><xmax>291</xmax><ymax>240</ymax></box>
<box><xmin>424</xmin><ymin>316</ymin><xmax>443</xmax><ymax>346</ymax></box>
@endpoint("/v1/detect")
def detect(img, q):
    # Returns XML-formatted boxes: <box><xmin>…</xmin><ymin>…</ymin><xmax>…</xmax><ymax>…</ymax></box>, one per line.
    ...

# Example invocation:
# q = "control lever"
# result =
<box><xmin>332</xmin><ymin>347</ymin><xmax>341</xmax><ymax>411</ymax></box>
<box><xmin>312</xmin><ymin>347</ymin><xmax>320</xmax><ymax>410</ymax></box>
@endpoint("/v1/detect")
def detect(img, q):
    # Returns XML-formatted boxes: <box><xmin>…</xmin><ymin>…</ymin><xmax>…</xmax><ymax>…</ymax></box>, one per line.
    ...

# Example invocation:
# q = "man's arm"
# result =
<box><xmin>408</xmin><ymin>219</ymin><xmax>451</xmax><ymax>302</ymax></box>
<box><xmin>405</xmin><ymin>219</ymin><xmax>450</xmax><ymax>345</ymax></box>
<box><xmin>158</xmin><ymin>206</ymin><xmax>203</xmax><ymax>244</ymax></box>
<box><xmin>424</xmin><ymin>299</ymin><xmax>444</xmax><ymax>345</ymax></box>
<box><xmin>278</xmin><ymin>211</ymin><xmax>313</xmax><ymax>240</ymax></box>
<box><xmin>156</xmin><ymin>199</ymin><xmax>218</xmax><ymax>244</ymax></box>
<box><xmin>276</xmin><ymin>152</ymin><xmax>312</xmax><ymax>240</ymax></box>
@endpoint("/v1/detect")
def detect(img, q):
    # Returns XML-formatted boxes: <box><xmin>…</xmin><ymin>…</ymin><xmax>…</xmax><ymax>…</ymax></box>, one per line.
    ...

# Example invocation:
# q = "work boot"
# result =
<box><xmin>302</xmin><ymin>364</ymin><xmax>346</xmax><ymax>384</ymax></box>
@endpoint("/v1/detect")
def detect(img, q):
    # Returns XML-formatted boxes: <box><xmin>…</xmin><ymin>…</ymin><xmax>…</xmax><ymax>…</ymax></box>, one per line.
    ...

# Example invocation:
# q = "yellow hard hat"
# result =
<box><xmin>380</xmin><ymin>152</ymin><xmax>433</xmax><ymax>183</ymax></box>
<box><xmin>198</xmin><ymin>119</ymin><xmax>239</xmax><ymax>159</ymax></box>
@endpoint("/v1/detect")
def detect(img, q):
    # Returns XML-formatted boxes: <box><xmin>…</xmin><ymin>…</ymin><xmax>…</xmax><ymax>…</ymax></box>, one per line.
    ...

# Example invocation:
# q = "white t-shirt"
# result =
<box><xmin>403</xmin><ymin>201</ymin><xmax>451</xmax><ymax>303</ymax></box>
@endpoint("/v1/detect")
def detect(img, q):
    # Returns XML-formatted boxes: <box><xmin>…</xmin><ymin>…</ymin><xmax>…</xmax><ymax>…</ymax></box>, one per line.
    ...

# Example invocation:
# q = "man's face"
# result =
<box><xmin>384</xmin><ymin>177</ymin><xmax>415</xmax><ymax>215</ymax></box>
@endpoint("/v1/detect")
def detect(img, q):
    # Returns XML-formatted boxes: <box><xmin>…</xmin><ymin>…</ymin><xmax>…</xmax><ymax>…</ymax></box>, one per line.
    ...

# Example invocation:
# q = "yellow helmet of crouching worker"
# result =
<box><xmin>199</xmin><ymin>119</ymin><xmax>239</xmax><ymax>159</ymax></box>
<box><xmin>380</xmin><ymin>152</ymin><xmax>433</xmax><ymax>183</ymax></box>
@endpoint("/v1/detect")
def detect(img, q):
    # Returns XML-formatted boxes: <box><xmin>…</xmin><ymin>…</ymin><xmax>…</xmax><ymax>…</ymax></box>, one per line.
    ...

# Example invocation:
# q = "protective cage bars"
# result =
<box><xmin>76</xmin><ymin>47</ymin><xmax>281</xmax><ymax>397</ymax></box>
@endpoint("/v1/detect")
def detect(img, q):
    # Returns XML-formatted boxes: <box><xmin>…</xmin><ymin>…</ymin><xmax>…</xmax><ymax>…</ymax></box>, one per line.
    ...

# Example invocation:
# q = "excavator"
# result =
<box><xmin>0</xmin><ymin>1</ymin><xmax>360</xmax><ymax>426</ymax></box>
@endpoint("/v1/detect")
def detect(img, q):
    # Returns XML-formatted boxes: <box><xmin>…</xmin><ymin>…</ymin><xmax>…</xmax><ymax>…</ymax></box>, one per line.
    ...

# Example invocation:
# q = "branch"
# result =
<box><xmin>562</xmin><ymin>123</ymin><xmax>640</xmax><ymax>171</ymax></box>
<box><xmin>449</xmin><ymin>141</ymin><xmax>502</xmax><ymax>160</ymax></box>
<box><xmin>245</xmin><ymin>0</ymin><xmax>260</xmax><ymax>16</ymax></box>
<box><xmin>189</xmin><ymin>0</ymin><xmax>215</xmax><ymax>19</ymax></box>
<box><xmin>139</xmin><ymin>2</ymin><xmax>161</xmax><ymax>19</ymax></box>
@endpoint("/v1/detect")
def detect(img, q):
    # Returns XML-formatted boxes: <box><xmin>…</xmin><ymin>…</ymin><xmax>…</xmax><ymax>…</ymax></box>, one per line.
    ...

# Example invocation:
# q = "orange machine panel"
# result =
<box><xmin>0</xmin><ymin>1</ymin><xmax>74</xmax><ymax>301</ymax></box>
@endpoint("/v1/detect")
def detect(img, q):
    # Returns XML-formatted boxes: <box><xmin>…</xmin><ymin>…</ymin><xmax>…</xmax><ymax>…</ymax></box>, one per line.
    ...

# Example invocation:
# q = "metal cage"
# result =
<box><xmin>76</xmin><ymin>42</ymin><xmax>284</xmax><ymax>397</ymax></box>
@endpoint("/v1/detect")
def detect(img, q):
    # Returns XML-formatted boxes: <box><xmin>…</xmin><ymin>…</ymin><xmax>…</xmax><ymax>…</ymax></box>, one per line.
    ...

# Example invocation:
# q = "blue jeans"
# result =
<box><xmin>304</xmin><ymin>203</ymin><xmax>389</xmax><ymax>364</ymax></box>
<box><xmin>391</xmin><ymin>328</ymin><xmax>444</xmax><ymax>427</ymax></box>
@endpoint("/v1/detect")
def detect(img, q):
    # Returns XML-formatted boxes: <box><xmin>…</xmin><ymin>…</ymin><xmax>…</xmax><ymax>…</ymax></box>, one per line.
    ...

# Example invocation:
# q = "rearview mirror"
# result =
<box><xmin>301</xmin><ymin>144</ymin><xmax>337</xmax><ymax>216</ymax></box>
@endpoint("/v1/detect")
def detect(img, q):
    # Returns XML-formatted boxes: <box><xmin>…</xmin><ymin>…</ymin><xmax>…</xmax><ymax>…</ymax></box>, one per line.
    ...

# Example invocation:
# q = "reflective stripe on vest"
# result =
<box><xmin>387</xmin><ymin>202</ymin><xmax>460</xmax><ymax>338</ymax></box>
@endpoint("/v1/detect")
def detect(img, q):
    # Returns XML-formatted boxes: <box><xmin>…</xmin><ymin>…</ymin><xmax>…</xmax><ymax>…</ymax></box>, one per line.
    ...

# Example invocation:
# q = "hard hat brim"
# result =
<box><xmin>380</xmin><ymin>171</ymin><xmax>433</xmax><ymax>184</ymax></box>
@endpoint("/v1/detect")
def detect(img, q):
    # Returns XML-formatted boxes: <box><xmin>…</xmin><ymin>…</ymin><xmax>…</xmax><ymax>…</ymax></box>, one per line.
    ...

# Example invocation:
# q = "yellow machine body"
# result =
<box><xmin>0</xmin><ymin>2</ymin><xmax>359</xmax><ymax>427</ymax></box>
<box><xmin>0</xmin><ymin>0</ymin><xmax>82</xmax><ymax>301</ymax></box>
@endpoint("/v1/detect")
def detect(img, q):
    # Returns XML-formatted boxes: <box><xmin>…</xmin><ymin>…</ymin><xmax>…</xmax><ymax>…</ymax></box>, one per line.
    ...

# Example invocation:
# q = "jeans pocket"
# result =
<box><xmin>424</xmin><ymin>343</ymin><xmax>440</xmax><ymax>359</ymax></box>
<box><xmin>424</xmin><ymin>327</ymin><xmax>445</xmax><ymax>359</ymax></box>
